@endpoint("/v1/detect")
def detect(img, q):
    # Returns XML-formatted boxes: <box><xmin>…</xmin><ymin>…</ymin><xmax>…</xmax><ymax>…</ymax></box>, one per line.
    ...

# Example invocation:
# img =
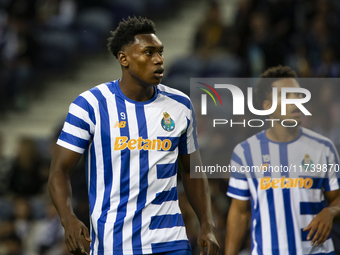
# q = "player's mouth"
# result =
<box><xmin>291</xmin><ymin>108</ymin><xmax>301</xmax><ymax>118</ymax></box>
<box><xmin>154</xmin><ymin>68</ymin><xmax>164</xmax><ymax>79</ymax></box>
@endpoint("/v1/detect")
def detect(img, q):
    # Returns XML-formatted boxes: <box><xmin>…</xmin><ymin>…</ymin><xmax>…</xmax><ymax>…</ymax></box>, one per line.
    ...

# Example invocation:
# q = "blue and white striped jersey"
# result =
<box><xmin>57</xmin><ymin>80</ymin><xmax>198</xmax><ymax>255</ymax></box>
<box><xmin>227</xmin><ymin>127</ymin><xmax>340</xmax><ymax>255</ymax></box>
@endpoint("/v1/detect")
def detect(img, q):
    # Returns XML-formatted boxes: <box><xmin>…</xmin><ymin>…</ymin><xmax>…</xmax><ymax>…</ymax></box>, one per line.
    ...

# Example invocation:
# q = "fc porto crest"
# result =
<box><xmin>161</xmin><ymin>112</ymin><xmax>175</xmax><ymax>132</ymax></box>
<box><xmin>301</xmin><ymin>154</ymin><xmax>314</xmax><ymax>171</ymax></box>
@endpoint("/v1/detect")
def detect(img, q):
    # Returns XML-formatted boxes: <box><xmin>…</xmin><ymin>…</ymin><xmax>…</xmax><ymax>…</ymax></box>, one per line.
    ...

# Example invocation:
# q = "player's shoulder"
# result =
<box><xmin>241</xmin><ymin>130</ymin><xmax>265</xmax><ymax>146</ymax></box>
<box><xmin>75</xmin><ymin>82</ymin><xmax>111</xmax><ymax>103</ymax></box>
<box><xmin>300</xmin><ymin>127</ymin><xmax>330</xmax><ymax>141</ymax></box>
<box><xmin>300</xmin><ymin>127</ymin><xmax>336</xmax><ymax>148</ymax></box>
<box><xmin>232</xmin><ymin>131</ymin><xmax>264</xmax><ymax>154</ymax></box>
<box><xmin>157</xmin><ymin>84</ymin><xmax>192</xmax><ymax>108</ymax></box>
<box><xmin>157</xmin><ymin>83</ymin><xmax>189</xmax><ymax>98</ymax></box>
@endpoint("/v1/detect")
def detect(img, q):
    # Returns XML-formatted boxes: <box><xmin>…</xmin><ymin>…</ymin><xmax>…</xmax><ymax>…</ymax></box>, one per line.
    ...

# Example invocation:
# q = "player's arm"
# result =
<box><xmin>48</xmin><ymin>145</ymin><xmax>91</xmax><ymax>255</ymax></box>
<box><xmin>225</xmin><ymin>198</ymin><xmax>251</xmax><ymax>255</ymax></box>
<box><xmin>303</xmin><ymin>189</ymin><xmax>340</xmax><ymax>246</ymax></box>
<box><xmin>178</xmin><ymin>150</ymin><xmax>219</xmax><ymax>255</ymax></box>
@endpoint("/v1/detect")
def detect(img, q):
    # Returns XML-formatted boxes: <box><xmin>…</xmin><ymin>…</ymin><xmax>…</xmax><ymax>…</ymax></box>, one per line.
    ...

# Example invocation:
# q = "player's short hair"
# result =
<box><xmin>254</xmin><ymin>65</ymin><xmax>297</xmax><ymax>110</ymax></box>
<box><xmin>107</xmin><ymin>16</ymin><xmax>156</xmax><ymax>58</ymax></box>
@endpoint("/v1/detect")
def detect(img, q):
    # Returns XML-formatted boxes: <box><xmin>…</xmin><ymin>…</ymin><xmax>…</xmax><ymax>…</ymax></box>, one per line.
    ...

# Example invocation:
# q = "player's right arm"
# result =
<box><xmin>48</xmin><ymin>145</ymin><xmax>91</xmax><ymax>255</ymax></box>
<box><xmin>225</xmin><ymin>198</ymin><xmax>251</xmax><ymax>255</ymax></box>
<box><xmin>225</xmin><ymin>145</ymin><xmax>251</xmax><ymax>255</ymax></box>
<box><xmin>49</xmin><ymin>94</ymin><xmax>94</xmax><ymax>254</ymax></box>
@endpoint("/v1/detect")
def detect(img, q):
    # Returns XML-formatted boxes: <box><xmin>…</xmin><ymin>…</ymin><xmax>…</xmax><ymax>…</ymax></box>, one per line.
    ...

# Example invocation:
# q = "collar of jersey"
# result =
<box><xmin>112</xmin><ymin>79</ymin><xmax>159</xmax><ymax>105</ymax></box>
<box><xmin>260</xmin><ymin>127</ymin><xmax>303</xmax><ymax>144</ymax></box>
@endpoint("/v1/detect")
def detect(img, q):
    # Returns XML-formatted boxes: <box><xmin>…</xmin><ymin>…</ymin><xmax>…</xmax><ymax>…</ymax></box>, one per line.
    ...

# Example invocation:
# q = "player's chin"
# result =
<box><xmin>151</xmin><ymin>77</ymin><xmax>162</xmax><ymax>85</ymax></box>
<box><xmin>285</xmin><ymin>118</ymin><xmax>301</xmax><ymax>126</ymax></box>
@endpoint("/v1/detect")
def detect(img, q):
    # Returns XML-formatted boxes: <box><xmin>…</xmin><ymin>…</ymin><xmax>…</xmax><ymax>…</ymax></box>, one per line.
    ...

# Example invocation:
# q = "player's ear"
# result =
<box><xmin>118</xmin><ymin>51</ymin><xmax>128</xmax><ymax>67</ymax></box>
<box><xmin>263</xmin><ymin>99</ymin><xmax>272</xmax><ymax>110</ymax></box>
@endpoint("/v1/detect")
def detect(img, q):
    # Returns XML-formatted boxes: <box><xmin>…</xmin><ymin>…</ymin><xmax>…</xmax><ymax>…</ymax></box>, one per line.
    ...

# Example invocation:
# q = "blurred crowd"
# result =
<box><xmin>0</xmin><ymin>124</ymin><xmax>91</xmax><ymax>255</ymax></box>
<box><xmin>1</xmin><ymin>0</ymin><xmax>340</xmax><ymax>254</ymax></box>
<box><xmin>163</xmin><ymin>0</ymin><xmax>340</xmax><ymax>95</ymax></box>
<box><xmin>0</xmin><ymin>0</ymin><xmax>183</xmax><ymax>115</ymax></box>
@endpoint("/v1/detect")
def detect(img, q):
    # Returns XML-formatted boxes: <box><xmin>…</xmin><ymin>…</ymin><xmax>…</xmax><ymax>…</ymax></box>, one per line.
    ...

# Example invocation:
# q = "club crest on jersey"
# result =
<box><xmin>301</xmin><ymin>154</ymin><xmax>314</xmax><ymax>171</ymax></box>
<box><xmin>161</xmin><ymin>112</ymin><xmax>175</xmax><ymax>132</ymax></box>
<box><xmin>262</xmin><ymin>154</ymin><xmax>270</xmax><ymax>163</ymax></box>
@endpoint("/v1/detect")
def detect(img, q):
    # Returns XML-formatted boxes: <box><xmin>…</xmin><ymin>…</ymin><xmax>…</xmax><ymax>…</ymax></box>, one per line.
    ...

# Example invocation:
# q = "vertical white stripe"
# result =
<box><xmin>252</xmin><ymin>219</ymin><xmax>259</xmax><ymax>255</ymax></box>
<box><xmin>122</xmin><ymin>101</ymin><xmax>139</xmax><ymax>253</ymax></box>
<box><xmin>85</xmin><ymin>92</ymin><xmax>102</xmax><ymax>254</ymax></box>
<box><xmin>258</xmin><ymin>188</ymin><xmax>272</xmax><ymax>253</ymax></box>
<box><xmin>287</xmin><ymin>143</ymin><xmax>303</xmax><ymax>254</ymax></box>
<box><xmin>250</xmin><ymin>138</ymin><xmax>272</xmax><ymax>253</ymax></box>
<box><xmin>97</xmin><ymin>85</ymin><xmax>120</xmax><ymax>251</ymax></box>
<box><xmin>87</xmin><ymin>144</ymin><xmax>92</xmax><ymax>193</ymax></box>
<box><xmin>269</xmin><ymin>143</ymin><xmax>288</xmax><ymax>254</ymax></box>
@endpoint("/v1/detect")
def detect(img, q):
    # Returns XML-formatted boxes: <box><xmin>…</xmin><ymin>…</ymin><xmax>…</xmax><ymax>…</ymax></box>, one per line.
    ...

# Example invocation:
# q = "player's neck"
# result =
<box><xmin>119</xmin><ymin>77</ymin><xmax>155</xmax><ymax>102</ymax></box>
<box><xmin>266</xmin><ymin>124</ymin><xmax>300</xmax><ymax>143</ymax></box>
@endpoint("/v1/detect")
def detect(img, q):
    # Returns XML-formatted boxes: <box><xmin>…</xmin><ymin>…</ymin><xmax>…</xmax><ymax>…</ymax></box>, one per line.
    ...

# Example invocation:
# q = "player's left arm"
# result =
<box><xmin>303</xmin><ymin>189</ymin><xmax>340</xmax><ymax>246</ymax></box>
<box><xmin>178</xmin><ymin>150</ymin><xmax>219</xmax><ymax>255</ymax></box>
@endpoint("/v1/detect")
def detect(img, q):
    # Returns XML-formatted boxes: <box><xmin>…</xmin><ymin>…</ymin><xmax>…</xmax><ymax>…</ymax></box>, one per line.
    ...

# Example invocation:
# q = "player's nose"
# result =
<box><xmin>154</xmin><ymin>53</ymin><xmax>164</xmax><ymax>65</ymax></box>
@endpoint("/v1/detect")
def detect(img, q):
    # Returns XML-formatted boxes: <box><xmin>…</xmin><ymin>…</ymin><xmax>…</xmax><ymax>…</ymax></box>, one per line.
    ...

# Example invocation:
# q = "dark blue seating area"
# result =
<box><xmin>0</xmin><ymin>0</ymin><xmax>187</xmax><ymax>114</ymax></box>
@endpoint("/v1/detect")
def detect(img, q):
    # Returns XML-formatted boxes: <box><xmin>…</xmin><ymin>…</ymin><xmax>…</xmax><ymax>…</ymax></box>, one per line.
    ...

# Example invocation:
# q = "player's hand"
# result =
<box><xmin>303</xmin><ymin>208</ymin><xmax>334</xmax><ymax>246</ymax></box>
<box><xmin>62</xmin><ymin>215</ymin><xmax>92</xmax><ymax>255</ymax></box>
<box><xmin>197</xmin><ymin>223</ymin><xmax>219</xmax><ymax>255</ymax></box>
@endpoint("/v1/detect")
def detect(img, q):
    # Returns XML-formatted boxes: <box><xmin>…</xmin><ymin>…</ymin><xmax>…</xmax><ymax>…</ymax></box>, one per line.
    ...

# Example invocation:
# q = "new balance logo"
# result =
<box><xmin>114</xmin><ymin>121</ymin><xmax>126</xmax><ymax>128</ymax></box>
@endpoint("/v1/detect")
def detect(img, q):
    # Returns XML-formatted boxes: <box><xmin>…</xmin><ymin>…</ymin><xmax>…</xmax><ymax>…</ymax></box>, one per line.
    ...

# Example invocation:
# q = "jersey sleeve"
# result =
<box><xmin>57</xmin><ymin>94</ymin><xmax>95</xmax><ymax>154</ymax></box>
<box><xmin>323</xmin><ymin>140</ymin><xmax>340</xmax><ymax>192</ymax></box>
<box><xmin>227</xmin><ymin>145</ymin><xmax>250</xmax><ymax>201</ymax></box>
<box><xmin>178</xmin><ymin>101</ymin><xmax>199</xmax><ymax>155</ymax></box>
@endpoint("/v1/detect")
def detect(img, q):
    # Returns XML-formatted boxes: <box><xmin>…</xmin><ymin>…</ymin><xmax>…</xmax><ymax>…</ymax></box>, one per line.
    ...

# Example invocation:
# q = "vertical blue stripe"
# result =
<box><xmin>90</xmin><ymin>220</ymin><xmax>96</xmax><ymax>254</ymax></box>
<box><xmin>90</xmin><ymin>88</ymin><xmax>113</xmax><ymax>255</ymax></box>
<box><xmin>241</xmin><ymin>141</ymin><xmax>262</xmax><ymax>254</ymax></box>
<box><xmin>258</xmin><ymin>135</ymin><xmax>279</xmax><ymax>253</ymax></box>
<box><xmin>323</xmin><ymin>156</ymin><xmax>331</xmax><ymax>192</ymax></box>
<box><xmin>178</xmin><ymin>118</ymin><xmax>190</xmax><ymax>155</ymax></box>
<box><xmin>132</xmin><ymin>105</ymin><xmax>149</xmax><ymax>254</ymax></box>
<box><xmin>89</xmin><ymin>143</ymin><xmax>97</xmax><ymax>214</ymax></box>
<box><xmin>84</xmin><ymin>147</ymin><xmax>89</xmax><ymax>195</ymax></box>
<box><xmin>250</xmin><ymin>195</ymin><xmax>255</xmax><ymax>253</ymax></box>
<box><xmin>87</xmin><ymin>137</ymin><xmax>97</xmax><ymax>252</ymax></box>
<box><xmin>280</xmin><ymin>143</ymin><xmax>296</xmax><ymax>255</ymax></box>
<box><xmin>190</xmin><ymin>103</ymin><xmax>199</xmax><ymax>150</ymax></box>
<box><xmin>113</xmin><ymin>96</ymin><xmax>131</xmax><ymax>253</ymax></box>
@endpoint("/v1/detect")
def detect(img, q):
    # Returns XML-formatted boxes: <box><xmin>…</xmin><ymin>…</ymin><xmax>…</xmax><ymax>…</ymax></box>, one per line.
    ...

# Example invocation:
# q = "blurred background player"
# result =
<box><xmin>225</xmin><ymin>65</ymin><xmax>340</xmax><ymax>255</ymax></box>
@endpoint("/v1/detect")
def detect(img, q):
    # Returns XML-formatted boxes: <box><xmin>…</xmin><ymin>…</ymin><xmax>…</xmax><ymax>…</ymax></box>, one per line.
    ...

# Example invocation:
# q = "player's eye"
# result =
<box><xmin>158</xmin><ymin>50</ymin><xmax>164</xmax><ymax>56</ymax></box>
<box><xmin>145</xmin><ymin>50</ymin><xmax>152</xmax><ymax>56</ymax></box>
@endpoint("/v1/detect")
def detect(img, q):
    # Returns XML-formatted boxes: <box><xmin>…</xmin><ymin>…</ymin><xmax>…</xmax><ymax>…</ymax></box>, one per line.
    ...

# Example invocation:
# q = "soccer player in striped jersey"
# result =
<box><xmin>48</xmin><ymin>17</ymin><xmax>219</xmax><ymax>255</ymax></box>
<box><xmin>225</xmin><ymin>65</ymin><xmax>340</xmax><ymax>255</ymax></box>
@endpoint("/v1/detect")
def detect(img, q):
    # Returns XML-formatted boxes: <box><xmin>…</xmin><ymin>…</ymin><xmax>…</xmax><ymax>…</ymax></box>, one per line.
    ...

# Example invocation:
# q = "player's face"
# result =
<box><xmin>125</xmin><ymin>33</ymin><xmax>164</xmax><ymax>86</ymax></box>
<box><xmin>267</xmin><ymin>78</ymin><xmax>304</xmax><ymax>124</ymax></box>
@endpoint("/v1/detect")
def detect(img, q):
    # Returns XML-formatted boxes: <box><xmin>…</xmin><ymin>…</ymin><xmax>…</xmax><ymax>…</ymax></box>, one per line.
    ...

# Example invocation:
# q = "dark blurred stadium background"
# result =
<box><xmin>1</xmin><ymin>0</ymin><xmax>340</xmax><ymax>254</ymax></box>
